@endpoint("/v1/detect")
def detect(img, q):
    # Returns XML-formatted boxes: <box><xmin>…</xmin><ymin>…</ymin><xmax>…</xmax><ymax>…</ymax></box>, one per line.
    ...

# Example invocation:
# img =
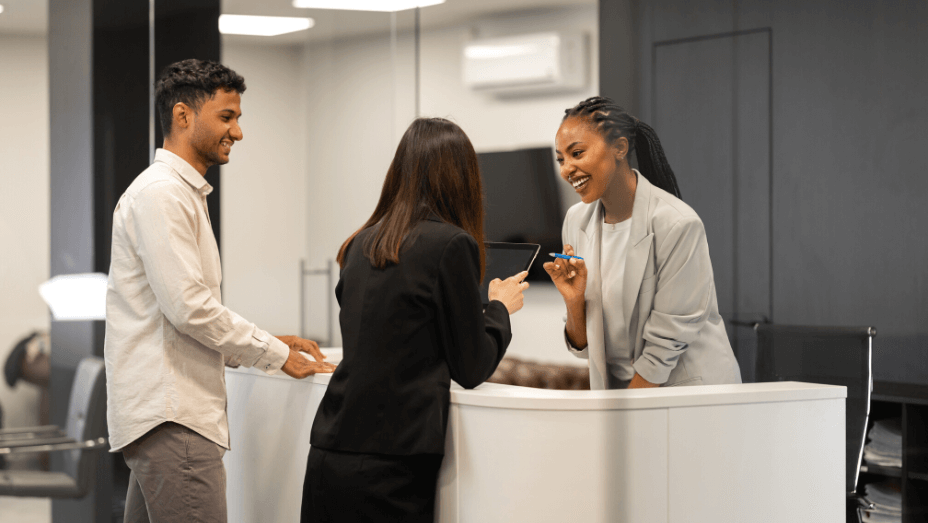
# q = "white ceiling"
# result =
<box><xmin>0</xmin><ymin>0</ymin><xmax>594</xmax><ymax>41</ymax></box>
<box><xmin>223</xmin><ymin>0</ymin><xmax>594</xmax><ymax>45</ymax></box>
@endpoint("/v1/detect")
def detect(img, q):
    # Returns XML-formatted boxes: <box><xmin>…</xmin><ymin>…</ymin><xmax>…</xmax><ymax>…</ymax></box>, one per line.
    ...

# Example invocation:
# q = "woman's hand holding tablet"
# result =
<box><xmin>480</xmin><ymin>242</ymin><xmax>539</xmax><ymax>306</ymax></box>
<box><xmin>488</xmin><ymin>271</ymin><xmax>530</xmax><ymax>314</ymax></box>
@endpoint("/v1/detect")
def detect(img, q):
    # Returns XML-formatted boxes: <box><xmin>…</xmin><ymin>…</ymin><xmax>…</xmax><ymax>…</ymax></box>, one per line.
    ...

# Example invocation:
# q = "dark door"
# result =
<box><xmin>653</xmin><ymin>30</ymin><xmax>771</xmax><ymax>380</ymax></box>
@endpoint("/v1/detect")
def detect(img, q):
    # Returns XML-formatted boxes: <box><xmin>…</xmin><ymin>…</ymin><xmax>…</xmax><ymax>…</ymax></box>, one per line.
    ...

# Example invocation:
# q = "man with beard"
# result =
<box><xmin>104</xmin><ymin>59</ymin><xmax>335</xmax><ymax>522</ymax></box>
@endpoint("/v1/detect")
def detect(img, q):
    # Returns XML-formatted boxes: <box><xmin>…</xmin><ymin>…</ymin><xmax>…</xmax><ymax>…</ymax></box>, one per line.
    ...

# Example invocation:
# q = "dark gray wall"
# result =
<box><xmin>601</xmin><ymin>0</ymin><xmax>928</xmax><ymax>383</ymax></box>
<box><xmin>154</xmin><ymin>0</ymin><xmax>224</xmax><ymax>250</ymax></box>
<box><xmin>93</xmin><ymin>2</ymin><xmax>152</xmax><ymax>275</ymax></box>
<box><xmin>650</xmin><ymin>29</ymin><xmax>772</xmax><ymax>377</ymax></box>
<box><xmin>599</xmin><ymin>0</ymin><xmax>641</xmax><ymax>114</ymax></box>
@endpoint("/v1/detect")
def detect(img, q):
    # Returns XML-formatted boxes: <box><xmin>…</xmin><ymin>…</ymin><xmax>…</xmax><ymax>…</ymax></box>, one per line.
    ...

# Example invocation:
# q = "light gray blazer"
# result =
<box><xmin>563</xmin><ymin>172</ymin><xmax>741</xmax><ymax>390</ymax></box>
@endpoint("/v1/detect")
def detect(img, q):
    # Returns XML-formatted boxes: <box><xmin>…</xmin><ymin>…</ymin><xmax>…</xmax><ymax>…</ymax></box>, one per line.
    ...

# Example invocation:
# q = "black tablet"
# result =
<box><xmin>481</xmin><ymin>242</ymin><xmax>540</xmax><ymax>305</ymax></box>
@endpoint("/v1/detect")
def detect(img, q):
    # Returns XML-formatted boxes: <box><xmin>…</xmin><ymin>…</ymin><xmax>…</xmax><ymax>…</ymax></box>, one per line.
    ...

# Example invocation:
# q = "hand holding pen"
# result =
<box><xmin>542</xmin><ymin>244</ymin><xmax>587</xmax><ymax>303</ymax></box>
<box><xmin>549</xmin><ymin>253</ymin><xmax>583</xmax><ymax>261</ymax></box>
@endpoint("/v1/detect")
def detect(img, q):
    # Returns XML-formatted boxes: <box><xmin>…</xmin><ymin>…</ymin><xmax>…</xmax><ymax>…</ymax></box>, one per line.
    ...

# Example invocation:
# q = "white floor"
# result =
<box><xmin>0</xmin><ymin>496</ymin><xmax>51</xmax><ymax>523</ymax></box>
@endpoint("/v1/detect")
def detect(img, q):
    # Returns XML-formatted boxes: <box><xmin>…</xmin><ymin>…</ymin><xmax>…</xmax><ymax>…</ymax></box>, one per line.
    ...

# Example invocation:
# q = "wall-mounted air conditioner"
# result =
<box><xmin>462</xmin><ymin>31</ymin><xmax>587</xmax><ymax>95</ymax></box>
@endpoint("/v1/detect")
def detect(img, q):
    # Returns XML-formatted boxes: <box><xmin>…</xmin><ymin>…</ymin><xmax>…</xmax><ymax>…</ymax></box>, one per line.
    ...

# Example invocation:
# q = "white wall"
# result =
<box><xmin>421</xmin><ymin>6</ymin><xmax>599</xmax><ymax>153</ymax></box>
<box><xmin>300</xmin><ymin>30</ymin><xmax>416</xmax><ymax>274</ymax></box>
<box><xmin>0</xmin><ymin>34</ymin><xmax>49</xmax><ymax>429</ymax></box>
<box><xmin>299</xmin><ymin>6</ymin><xmax>598</xmax><ymax>275</ymax></box>
<box><xmin>220</xmin><ymin>40</ymin><xmax>309</xmax><ymax>337</ymax></box>
<box><xmin>222</xmin><ymin>6</ymin><xmax>597</xmax><ymax>364</ymax></box>
<box><xmin>280</xmin><ymin>27</ymin><xmax>420</xmax><ymax>345</ymax></box>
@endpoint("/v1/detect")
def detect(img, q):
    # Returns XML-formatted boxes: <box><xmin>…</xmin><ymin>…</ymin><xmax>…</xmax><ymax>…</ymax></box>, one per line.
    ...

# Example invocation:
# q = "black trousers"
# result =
<box><xmin>301</xmin><ymin>446</ymin><xmax>444</xmax><ymax>523</ymax></box>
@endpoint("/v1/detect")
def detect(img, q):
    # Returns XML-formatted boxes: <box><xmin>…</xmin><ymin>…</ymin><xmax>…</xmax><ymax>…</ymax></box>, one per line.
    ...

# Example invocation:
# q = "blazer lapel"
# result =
<box><xmin>622</xmin><ymin>172</ymin><xmax>655</xmax><ymax>321</ymax></box>
<box><xmin>577</xmin><ymin>202</ymin><xmax>608</xmax><ymax>390</ymax></box>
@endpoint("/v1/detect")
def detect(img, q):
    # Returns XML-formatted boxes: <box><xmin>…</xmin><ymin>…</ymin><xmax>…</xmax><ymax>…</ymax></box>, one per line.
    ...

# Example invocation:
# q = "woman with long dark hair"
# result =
<box><xmin>301</xmin><ymin>118</ymin><xmax>528</xmax><ymax>522</ymax></box>
<box><xmin>545</xmin><ymin>96</ymin><xmax>740</xmax><ymax>390</ymax></box>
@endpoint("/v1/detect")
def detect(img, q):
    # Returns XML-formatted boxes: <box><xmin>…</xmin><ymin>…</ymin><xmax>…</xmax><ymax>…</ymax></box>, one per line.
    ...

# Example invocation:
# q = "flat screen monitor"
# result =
<box><xmin>478</xmin><ymin>147</ymin><xmax>562</xmax><ymax>281</ymax></box>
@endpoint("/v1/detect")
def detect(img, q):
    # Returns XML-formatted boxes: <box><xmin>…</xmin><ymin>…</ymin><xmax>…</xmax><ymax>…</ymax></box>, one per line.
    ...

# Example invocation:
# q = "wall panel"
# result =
<box><xmin>615</xmin><ymin>0</ymin><xmax>928</xmax><ymax>382</ymax></box>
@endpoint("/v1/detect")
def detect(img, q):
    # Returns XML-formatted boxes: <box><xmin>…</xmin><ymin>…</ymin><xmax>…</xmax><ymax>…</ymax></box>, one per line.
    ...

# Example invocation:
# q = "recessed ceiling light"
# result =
<box><xmin>0</xmin><ymin>5</ymin><xmax>5</xmax><ymax>15</ymax></box>
<box><xmin>292</xmin><ymin>0</ymin><xmax>445</xmax><ymax>12</ymax></box>
<box><xmin>219</xmin><ymin>15</ymin><xmax>314</xmax><ymax>37</ymax></box>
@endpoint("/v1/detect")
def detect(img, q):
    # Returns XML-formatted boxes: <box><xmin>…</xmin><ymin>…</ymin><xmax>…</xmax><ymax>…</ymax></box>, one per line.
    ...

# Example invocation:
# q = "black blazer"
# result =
<box><xmin>310</xmin><ymin>216</ymin><xmax>512</xmax><ymax>456</ymax></box>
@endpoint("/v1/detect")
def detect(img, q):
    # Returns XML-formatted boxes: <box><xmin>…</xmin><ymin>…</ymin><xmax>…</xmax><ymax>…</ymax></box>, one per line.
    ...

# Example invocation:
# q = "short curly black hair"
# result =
<box><xmin>155</xmin><ymin>58</ymin><xmax>246</xmax><ymax>137</ymax></box>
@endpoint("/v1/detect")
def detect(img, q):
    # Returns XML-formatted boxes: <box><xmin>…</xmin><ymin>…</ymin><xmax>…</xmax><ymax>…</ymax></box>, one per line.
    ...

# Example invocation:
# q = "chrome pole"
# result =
<box><xmin>326</xmin><ymin>259</ymin><xmax>334</xmax><ymax>347</ymax></box>
<box><xmin>299</xmin><ymin>259</ymin><xmax>306</xmax><ymax>339</ymax></box>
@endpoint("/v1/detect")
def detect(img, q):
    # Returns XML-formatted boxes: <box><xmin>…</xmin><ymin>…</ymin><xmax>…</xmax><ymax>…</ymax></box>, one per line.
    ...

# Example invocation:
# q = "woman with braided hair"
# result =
<box><xmin>544</xmin><ymin>96</ymin><xmax>741</xmax><ymax>390</ymax></box>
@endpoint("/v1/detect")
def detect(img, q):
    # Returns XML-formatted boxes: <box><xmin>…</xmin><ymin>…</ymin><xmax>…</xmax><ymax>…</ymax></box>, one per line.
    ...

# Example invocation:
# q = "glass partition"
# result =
<box><xmin>418</xmin><ymin>1</ymin><xmax>599</xmax><ymax>365</ymax></box>
<box><xmin>219</xmin><ymin>0</ymin><xmax>598</xmax><ymax>359</ymax></box>
<box><xmin>219</xmin><ymin>2</ymin><xmax>418</xmax><ymax>346</ymax></box>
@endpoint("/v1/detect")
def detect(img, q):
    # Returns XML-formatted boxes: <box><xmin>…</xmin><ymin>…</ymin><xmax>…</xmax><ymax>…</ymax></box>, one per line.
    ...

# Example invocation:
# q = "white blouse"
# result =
<box><xmin>600</xmin><ymin>218</ymin><xmax>634</xmax><ymax>382</ymax></box>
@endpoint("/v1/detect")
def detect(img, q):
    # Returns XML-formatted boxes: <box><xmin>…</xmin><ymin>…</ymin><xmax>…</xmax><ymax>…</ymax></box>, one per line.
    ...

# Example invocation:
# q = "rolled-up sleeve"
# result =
<box><xmin>632</xmin><ymin>217</ymin><xmax>714</xmax><ymax>385</ymax></box>
<box><xmin>129</xmin><ymin>182</ymin><xmax>289</xmax><ymax>374</ymax></box>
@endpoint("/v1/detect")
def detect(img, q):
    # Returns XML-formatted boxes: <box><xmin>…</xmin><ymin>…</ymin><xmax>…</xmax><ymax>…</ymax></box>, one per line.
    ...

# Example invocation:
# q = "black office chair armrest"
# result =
<box><xmin>0</xmin><ymin>425</ymin><xmax>62</xmax><ymax>437</ymax></box>
<box><xmin>0</xmin><ymin>430</ymin><xmax>68</xmax><ymax>443</ymax></box>
<box><xmin>847</xmin><ymin>493</ymin><xmax>872</xmax><ymax>523</ymax></box>
<box><xmin>850</xmin><ymin>492</ymin><xmax>873</xmax><ymax>509</ymax></box>
<box><xmin>0</xmin><ymin>437</ymin><xmax>108</xmax><ymax>455</ymax></box>
<box><xmin>0</xmin><ymin>436</ymin><xmax>76</xmax><ymax>448</ymax></box>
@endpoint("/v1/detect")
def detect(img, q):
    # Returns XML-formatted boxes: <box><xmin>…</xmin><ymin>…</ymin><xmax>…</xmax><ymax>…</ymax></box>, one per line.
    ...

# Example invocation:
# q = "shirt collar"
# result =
<box><xmin>153</xmin><ymin>148</ymin><xmax>214</xmax><ymax>196</ymax></box>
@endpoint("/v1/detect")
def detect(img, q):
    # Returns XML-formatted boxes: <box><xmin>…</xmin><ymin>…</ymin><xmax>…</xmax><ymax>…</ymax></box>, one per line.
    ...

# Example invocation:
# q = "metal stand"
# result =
<box><xmin>299</xmin><ymin>259</ymin><xmax>334</xmax><ymax>346</ymax></box>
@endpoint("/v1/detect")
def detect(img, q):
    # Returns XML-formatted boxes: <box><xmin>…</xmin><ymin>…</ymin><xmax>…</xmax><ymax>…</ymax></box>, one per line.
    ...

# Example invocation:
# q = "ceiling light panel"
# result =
<box><xmin>292</xmin><ymin>0</ymin><xmax>445</xmax><ymax>12</ymax></box>
<box><xmin>219</xmin><ymin>15</ymin><xmax>314</xmax><ymax>36</ymax></box>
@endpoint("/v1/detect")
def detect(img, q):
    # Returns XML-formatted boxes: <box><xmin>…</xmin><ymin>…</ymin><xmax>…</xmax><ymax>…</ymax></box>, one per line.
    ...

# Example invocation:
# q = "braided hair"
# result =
<box><xmin>563</xmin><ymin>96</ymin><xmax>681</xmax><ymax>200</ymax></box>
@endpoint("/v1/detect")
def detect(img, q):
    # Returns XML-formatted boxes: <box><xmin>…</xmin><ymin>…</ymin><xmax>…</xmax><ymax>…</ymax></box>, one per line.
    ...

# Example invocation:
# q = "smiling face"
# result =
<box><xmin>189</xmin><ymin>88</ymin><xmax>243</xmax><ymax>169</ymax></box>
<box><xmin>555</xmin><ymin>116</ymin><xmax>624</xmax><ymax>204</ymax></box>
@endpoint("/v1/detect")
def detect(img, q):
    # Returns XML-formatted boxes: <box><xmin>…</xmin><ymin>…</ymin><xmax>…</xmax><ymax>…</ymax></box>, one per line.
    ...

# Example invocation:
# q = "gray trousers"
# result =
<box><xmin>122</xmin><ymin>422</ymin><xmax>228</xmax><ymax>523</ymax></box>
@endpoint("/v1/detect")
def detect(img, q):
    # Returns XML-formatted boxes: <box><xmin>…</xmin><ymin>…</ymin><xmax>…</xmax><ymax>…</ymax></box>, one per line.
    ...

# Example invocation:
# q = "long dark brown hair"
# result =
<box><xmin>337</xmin><ymin>118</ymin><xmax>487</xmax><ymax>279</ymax></box>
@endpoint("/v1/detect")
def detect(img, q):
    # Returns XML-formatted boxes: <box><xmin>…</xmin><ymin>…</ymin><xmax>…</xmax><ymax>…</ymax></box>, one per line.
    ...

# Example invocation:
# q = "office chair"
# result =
<box><xmin>0</xmin><ymin>356</ymin><xmax>108</xmax><ymax>498</ymax></box>
<box><xmin>754</xmin><ymin>323</ymin><xmax>875</xmax><ymax>523</ymax></box>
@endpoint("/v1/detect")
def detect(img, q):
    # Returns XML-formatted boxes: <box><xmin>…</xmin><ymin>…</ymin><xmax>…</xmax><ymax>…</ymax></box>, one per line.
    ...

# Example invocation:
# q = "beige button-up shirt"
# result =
<box><xmin>104</xmin><ymin>149</ymin><xmax>289</xmax><ymax>452</ymax></box>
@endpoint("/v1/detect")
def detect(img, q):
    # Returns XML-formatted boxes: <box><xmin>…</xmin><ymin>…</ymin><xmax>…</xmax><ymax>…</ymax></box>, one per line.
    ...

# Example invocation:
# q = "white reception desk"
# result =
<box><xmin>225</xmin><ymin>349</ymin><xmax>845</xmax><ymax>523</ymax></box>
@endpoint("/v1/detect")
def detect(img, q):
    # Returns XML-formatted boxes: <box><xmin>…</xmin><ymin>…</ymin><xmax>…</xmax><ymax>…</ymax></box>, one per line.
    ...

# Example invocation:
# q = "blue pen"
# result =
<box><xmin>549</xmin><ymin>252</ymin><xmax>584</xmax><ymax>261</ymax></box>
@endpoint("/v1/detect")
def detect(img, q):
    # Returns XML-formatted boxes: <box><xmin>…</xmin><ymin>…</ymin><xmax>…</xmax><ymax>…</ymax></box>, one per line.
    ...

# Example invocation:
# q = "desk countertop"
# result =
<box><xmin>227</xmin><ymin>347</ymin><xmax>846</xmax><ymax>411</ymax></box>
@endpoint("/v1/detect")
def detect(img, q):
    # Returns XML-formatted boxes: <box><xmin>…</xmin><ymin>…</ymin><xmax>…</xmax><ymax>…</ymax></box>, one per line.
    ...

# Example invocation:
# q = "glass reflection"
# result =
<box><xmin>218</xmin><ymin>1</ymin><xmax>597</xmax><ymax>351</ymax></box>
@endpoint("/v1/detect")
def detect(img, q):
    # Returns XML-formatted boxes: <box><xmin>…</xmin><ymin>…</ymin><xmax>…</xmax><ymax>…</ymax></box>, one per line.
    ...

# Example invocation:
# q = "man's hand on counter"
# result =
<box><xmin>276</xmin><ymin>335</ymin><xmax>327</xmax><ymax>362</ymax></box>
<box><xmin>280</xmin><ymin>349</ymin><xmax>337</xmax><ymax>379</ymax></box>
<box><xmin>275</xmin><ymin>335</ymin><xmax>336</xmax><ymax>379</ymax></box>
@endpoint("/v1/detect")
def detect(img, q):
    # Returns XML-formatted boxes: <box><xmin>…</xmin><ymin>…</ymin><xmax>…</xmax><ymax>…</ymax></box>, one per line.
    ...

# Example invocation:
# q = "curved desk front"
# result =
<box><xmin>225</xmin><ymin>349</ymin><xmax>845</xmax><ymax>523</ymax></box>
